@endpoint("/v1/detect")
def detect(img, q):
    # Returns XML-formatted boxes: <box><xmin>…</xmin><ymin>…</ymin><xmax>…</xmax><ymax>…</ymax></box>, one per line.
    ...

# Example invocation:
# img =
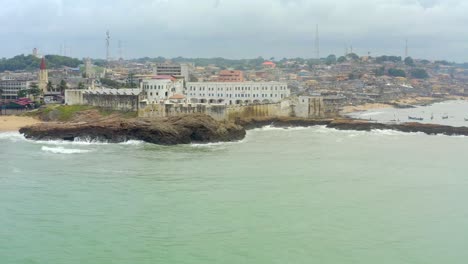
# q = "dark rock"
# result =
<box><xmin>327</xmin><ymin>120</ymin><xmax>468</xmax><ymax>136</ymax></box>
<box><xmin>20</xmin><ymin>114</ymin><xmax>246</xmax><ymax>145</ymax></box>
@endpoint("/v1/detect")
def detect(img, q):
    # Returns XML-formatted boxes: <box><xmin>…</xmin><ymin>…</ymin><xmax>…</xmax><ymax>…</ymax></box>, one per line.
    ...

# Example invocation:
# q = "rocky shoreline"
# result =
<box><xmin>19</xmin><ymin>114</ymin><xmax>468</xmax><ymax>145</ymax></box>
<box><xmin>19</xmin><ymin>114</ymin><xmax>245</xmax><ymax>145</ymax></box>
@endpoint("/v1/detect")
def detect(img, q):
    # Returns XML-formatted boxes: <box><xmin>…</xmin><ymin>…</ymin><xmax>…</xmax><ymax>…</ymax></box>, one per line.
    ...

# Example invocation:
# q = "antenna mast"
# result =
<box><xmin>118</xmin><ymin>40</ymin><xmax>123</xmax><ymax>60</ymax></box>
<box><xmin>405</xmin><ymin>39</ymin><xmax>408</xmax><ymax>58</ymax></box>
<box><xmin>315</xmin><ymin>24</ymin><xmax>320</xmax><ymax>60</ymax></box>
<box><xmin>106</xmin><ymin>30</ymin><xmax>111</xmax><ymax>62</ymax></box>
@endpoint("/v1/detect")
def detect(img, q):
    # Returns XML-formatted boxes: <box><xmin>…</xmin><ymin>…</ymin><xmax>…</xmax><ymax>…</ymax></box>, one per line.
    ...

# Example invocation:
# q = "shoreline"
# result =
<box><xmin>340</xmin><ymin>96</ymin><xmax>463</xmax><ymax>115</ymax></box>
<box><xmin>0</xmin><ymin>115</ymin><xmax>42</xmax><ymax>132</ymax></box>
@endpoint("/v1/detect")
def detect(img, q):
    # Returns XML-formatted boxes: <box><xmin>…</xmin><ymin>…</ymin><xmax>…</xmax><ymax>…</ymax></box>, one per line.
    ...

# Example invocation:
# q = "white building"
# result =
<box><xmin>153</xmin><ymin>63</ymin><xmax>192</xmax><ymax>82</ymax></box>
<box><xmin>0</xmin><ymin>78</ymin><xmax>32</xmax><ymax>100</ymax></box>
<box><xmin>185</xmin><ymin>82</ymin><xmax>290</xmax><ymax>105</ymax></box>
<box><xmin>141</xmin><ymin>77</ymin><xmax>184</xmax><ymax>104</ymax></box>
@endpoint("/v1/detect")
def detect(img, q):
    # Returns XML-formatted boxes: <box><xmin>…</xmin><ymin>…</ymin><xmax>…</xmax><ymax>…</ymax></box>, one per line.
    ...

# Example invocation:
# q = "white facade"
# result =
<box><xmin>0</xmin><ymin>79</ymin><xmax>31</xmax><ymax>100</ymax></box>
<box><xmin>185</xmin><ymin>82</ymin><xmax>290</xmax><ymax>105</ymax></box>
<box><xmin>142</xmin><ymin>79</ymin><xmax>184</xmax><ymax>104</ymax></box>
<box><xmin>153</xmin><ymin>63</ymin><xmax>192</xmax><ymax>81</ymax></box>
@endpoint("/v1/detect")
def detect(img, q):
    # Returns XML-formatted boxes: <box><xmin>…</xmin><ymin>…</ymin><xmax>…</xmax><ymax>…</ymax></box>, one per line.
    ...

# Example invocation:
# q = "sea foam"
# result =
<box><xmin>0</xmin><ymin>131</ymin><xmax>25</xmax><ymax>142</ymax></box>
<box><xmin>41</xmin><ymin>146</ymin><xmax>92</xmax><ymax>154</ymax></box>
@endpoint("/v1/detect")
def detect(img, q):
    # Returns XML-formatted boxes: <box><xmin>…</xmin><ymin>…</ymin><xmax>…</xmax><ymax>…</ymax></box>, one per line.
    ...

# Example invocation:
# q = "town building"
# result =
<box><xmin>262</xmin><ymin>61</ymin><xmax>276</xmax><ymax>69</ymax></box>
<box><xmin>153</xmin><ymin>63</ymin><xmax>192</xmax><ymax>81</ymax></box>
<box><xmin>0</xmin><ymin>78</ymin><xmax>32</xmax><ymax>101</ymax></box>
<box><xmin>217</xmin><ymin>70</ymin><xmax>244</xmax><ymax>82</ymax></box>
<box><xmin>141</xmin><ymin>76</ymin><xmax>184</xmax><ymax>104</ymax></box>
<box><xmin>185</xmin><ymin>82</ymin><xmax>290</xmax><ymax>105</ymax></box>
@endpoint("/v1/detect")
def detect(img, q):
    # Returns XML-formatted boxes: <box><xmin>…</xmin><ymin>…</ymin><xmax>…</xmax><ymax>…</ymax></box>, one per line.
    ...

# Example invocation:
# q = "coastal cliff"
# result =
<box><xmin>20</xmin><ymin>114</ymin><xmax>245</xmax><ymax>145</ymax></box>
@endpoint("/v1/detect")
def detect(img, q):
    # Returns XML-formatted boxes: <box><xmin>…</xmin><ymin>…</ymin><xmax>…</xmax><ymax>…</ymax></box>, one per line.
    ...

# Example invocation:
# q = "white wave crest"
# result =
<box><xmin>190</xmin><ymin>140</ymin><xmax>244</xmax><ymax>148</ymax></box>
<box><xmin>119</xmin><ymin>140</ymin><xmax>144</xmax><ymax>145</ymax></box>
<box><xmin>41</xmin><ymin>146</ymin><xmax>92</xmax><ymax>154</ymax></box>
<box><xmin>33</xmin><ymin>138</ymin><xmax>109</xmax><ymax>146</ymax></box>
<box><xmin>0</xmin><ymin>132</ymin><xmax>26</xmax><ymax>142</ymax></box>
<box><xmin>252</xmin><ymin>125</ymin><xmax>316</xmax><ymax>132</ymax></box>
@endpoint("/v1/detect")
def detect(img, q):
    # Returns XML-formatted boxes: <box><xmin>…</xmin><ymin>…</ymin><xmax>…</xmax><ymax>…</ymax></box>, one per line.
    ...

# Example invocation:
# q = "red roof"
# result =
<box><xmin>263</xmin><ymin>61</ymin><xmax>275</xmax><ymax>65</ymax></box>
<box><xmin>40</xmin><ymin>57</ymin><xmax>46</xmax><ymax>70</ymax></box>
<box><xmin>169</xmin><ymin>94</ymin><xmax>185</xmax><ymax>100</ymax></box>
<box><xmin>14</xmin><ymin>98</ymin><xmax>33</xmax><ymax>106</ymax></box>
<box><xmin>152</xmin><ymin>75</ymin><xmax>176</xmax><ymax>81</ymax></box>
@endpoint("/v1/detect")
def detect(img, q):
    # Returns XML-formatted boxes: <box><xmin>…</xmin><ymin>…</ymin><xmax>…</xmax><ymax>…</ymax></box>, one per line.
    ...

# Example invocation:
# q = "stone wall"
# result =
<box><xmin>83</xmin><ymin>93</ymin><xmax>139</xmax><ymax>112</ymax></box>
<box><xmin>65</xmin><ymin>90</ymin><xmax>84</xmax><ymax>105</ymax></box>
<box><xmin>140</xmin><ymin>103</ymin><xmax>227</xmax><ymax>121</ymax></box>
<box><xmin>226</xmin><ymin>103</ymin><xmax>285</xmax><ymax>120</ymax></box>
<box><xmin>139</xmin><ymin>97</ymin><xmax>338</xmax><ymax>121</ymax></box>
<box><xmin>65</xmin><ymin>90</ymin><xmax>139</xmax><ymax>112</ymax></box>
<box><xmin>293</xmin><ymin>96</ymin><xmax>327</xmax><ymax>118</ymax></box>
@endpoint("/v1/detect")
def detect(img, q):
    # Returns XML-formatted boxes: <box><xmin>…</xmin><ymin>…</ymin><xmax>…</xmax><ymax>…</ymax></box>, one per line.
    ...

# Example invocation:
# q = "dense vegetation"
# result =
<box><xmin>410</xmin><ymin>68</ymin><xmax>430</xmax><ymax>79</ymax></box>
<box><xmin>388</xmin><ymin>68</ymin><xmax>407</xmax><ymax>77</ymax></box>
<box><xmin>0</xmin><ymin>54</ymin><xmax>82</xmax><ymax>71</ymax></box>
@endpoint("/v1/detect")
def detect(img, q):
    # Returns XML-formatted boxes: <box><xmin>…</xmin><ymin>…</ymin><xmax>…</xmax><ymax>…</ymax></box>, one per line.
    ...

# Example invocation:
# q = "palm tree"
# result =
<box><xmin>46</xmin><ymin>81</ymin><xmax>54</xmax><ymax>92</ymax></box>
<box><xmin>58</xmin><ymin>80</ymin><xmax>67</xmax><ymax>95</ymax></box>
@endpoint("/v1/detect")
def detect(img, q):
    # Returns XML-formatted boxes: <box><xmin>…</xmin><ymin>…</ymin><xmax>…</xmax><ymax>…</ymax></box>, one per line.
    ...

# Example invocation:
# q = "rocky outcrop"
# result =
<box><xmin>20</xmin><ymin>114</ymin><xmax>246</xmax><ymax>145</ymax></box>
<box><xmin>240</xmin><ymin>117</ymin><xmax>468</xmax><ymax>136</ymax></box>
<box><xmin>327</xmin><ymin>119</ymin><xmax>468</xmax><ymax>136</ymax></box>
<box><xmin>235</xmin><ymin>116</ymin><xmax>333</xmax><ymax>129</ymax></box>
<box><xmin>20</xmin><ymin>114</ymin><xmax>468</xmax><ymax>145</ymax></box>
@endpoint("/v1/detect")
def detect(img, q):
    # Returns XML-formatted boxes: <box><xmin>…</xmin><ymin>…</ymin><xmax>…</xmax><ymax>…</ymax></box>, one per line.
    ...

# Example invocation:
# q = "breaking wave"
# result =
<box><xmin>0</xmin><ymin>131</ymin><xmax>25</xmax><ymax>142</ymax></box>
<box><xmin>41</xmin><ymin>146</ymin><xmax>92</xmax><ymax>154</ymax></box>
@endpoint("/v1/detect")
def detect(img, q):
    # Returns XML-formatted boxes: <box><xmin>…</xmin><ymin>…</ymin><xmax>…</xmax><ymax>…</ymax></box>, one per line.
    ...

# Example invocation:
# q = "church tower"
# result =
<box><xmin>38</xmin><ymin>57</ymin><xmax>48</xmax><ymax>93</ymax></box>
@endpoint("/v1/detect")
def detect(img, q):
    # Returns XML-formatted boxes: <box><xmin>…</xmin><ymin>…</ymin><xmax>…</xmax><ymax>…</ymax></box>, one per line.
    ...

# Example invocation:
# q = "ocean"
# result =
<box><xmin>1</xmin><ymin>101</ymin><xmax>468</xmax><ymax>264</ymax></box>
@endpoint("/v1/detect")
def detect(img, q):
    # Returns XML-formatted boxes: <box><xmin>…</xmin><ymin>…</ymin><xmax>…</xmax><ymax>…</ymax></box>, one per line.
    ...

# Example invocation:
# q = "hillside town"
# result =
<box><xmin>1</xmin><ymin>48</ymin><xmax>468</xmax><ymax>118</ymax></box>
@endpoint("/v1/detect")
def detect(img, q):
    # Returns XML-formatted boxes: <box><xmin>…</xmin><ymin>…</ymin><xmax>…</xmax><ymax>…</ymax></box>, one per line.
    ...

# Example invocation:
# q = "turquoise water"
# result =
<box><xmin>1</xmin><ymin>126</ymin><xmax>468</xmax><ymax>264</ymax></box>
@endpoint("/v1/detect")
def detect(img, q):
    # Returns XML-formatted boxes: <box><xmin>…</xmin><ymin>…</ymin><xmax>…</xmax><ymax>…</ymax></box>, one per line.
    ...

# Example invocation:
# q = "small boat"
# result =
<box><xmin>465</xmin><ymin>118</ymin><xmax>468</xmax><ymax>122</ymax></box>
<box><xmin>431</xmin><ymin>113</ymin><xmax>434</xmax><ymax>120</ymax></box>
<box><xmin>442</xmin><ymin>115</ymin><xmax>449</xmax><ymax>120</ymax></box>
<box><xmin>408</xmin><ymin>116</ymin><xmax>424</xmax><ymax>121</ymax></box>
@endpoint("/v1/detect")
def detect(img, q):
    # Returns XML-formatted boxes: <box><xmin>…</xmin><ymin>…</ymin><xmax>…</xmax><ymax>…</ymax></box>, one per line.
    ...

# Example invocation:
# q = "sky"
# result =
<box><xmin>1</xmin><ymin>0</ymin><xmax>468</xmax><ymax>61</ymax></box>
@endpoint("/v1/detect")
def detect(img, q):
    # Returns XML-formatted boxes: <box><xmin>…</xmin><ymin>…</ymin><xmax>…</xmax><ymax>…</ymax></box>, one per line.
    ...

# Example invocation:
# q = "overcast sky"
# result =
<box><xmin>1</xmin><ymin>0</ymin><xmax>467</xmax><ymax>61</ymax></box>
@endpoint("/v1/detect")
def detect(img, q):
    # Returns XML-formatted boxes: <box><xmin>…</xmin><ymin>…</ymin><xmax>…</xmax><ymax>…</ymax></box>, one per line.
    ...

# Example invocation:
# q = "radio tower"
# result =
<box><xmin>405</xmin><ymin>39</ymin><xmax>408</xmax><ymax>58</ymax></box>
<box><xmin>118</xmin><ymin>40</ymin><xmax>123</xmax><ymax>60</ymax></box>
<box><xmin>314</xmin><ymin>24</ymin><xmax>320</xmax><ymax>60</ymax></box>
<box><xmin>106</xmin><ymin>30</ymin><xmax>111</xmax><ymax>62</ymax></box>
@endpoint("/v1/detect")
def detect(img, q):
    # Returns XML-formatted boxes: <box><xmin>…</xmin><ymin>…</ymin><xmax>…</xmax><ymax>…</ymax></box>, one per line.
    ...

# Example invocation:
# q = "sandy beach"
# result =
<box><xmin>341</xmin><ymin>103</ymin><xmax>393</xmax><ymax>114</ymax></box>
<box><xmin>0</xmin><ymin>116</ymin><xmax>42</xmax><ymax>132</ymax></box>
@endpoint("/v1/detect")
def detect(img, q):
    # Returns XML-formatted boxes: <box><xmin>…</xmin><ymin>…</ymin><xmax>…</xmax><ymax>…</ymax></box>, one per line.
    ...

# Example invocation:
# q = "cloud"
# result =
<box><xmin>0</xmin><ymin>0</ymin><xmax>467</xmax><ymax>61</ymax></box>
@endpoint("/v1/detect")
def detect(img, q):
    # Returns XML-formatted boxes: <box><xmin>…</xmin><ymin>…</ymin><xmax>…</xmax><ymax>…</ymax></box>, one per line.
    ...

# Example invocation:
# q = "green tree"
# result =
<box><xmin>388</xmin><ymin>68</ymin><xmax>406</xmax><ymax>77</ymax></box>
<box><xmin>46</xmin><ymin>81</ymin><xmax>54</xmax><ymax>92</ymax></box>
<box><xmin>404</xmin><ymin>57</ymin><xmax>415</xmax><ymax>66</ymax></box>
<box><xmin>58</xmin><ymin>80</ymin><xmax>68</xmax><ymax>94</ymax></box>
<box><xmin>410</xmin><ymin>68</ymin><xmax>429</xmax><ymax>79</ymax></box>
<box><xmin>29</xmin><ymin>87</ymin><xmax>41</xmax><ymax>97</ymax></box>
<box><xmin>78</xmin><ymin>82</ymin><xmax>85</xmax><ymax>89</ymax></box>
<box><xmin>17</xmin><ymin>89</ymin><xmax>28</xmax><ymax>98</ymax></box>
<box><xmin>337</xmin><ymin>56</ymin><xmax>347</xmax><ymax>63</ymax></box>
<box><xmin>325</xmin><ymin>54</ymin><xmax>337</xmax><ymax>65</ymax></box>
<box><xmin>346</xmin><ymin>53</ymin><xmax>359</xmax><ymax>61</ymax></box>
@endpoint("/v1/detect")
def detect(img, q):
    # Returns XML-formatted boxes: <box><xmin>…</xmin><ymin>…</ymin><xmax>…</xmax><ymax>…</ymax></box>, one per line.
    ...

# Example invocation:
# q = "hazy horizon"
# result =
<box><xmin>2</xmin><ymin>0</ymin><xmax>468</xmax><ymax>62</ymax></box>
